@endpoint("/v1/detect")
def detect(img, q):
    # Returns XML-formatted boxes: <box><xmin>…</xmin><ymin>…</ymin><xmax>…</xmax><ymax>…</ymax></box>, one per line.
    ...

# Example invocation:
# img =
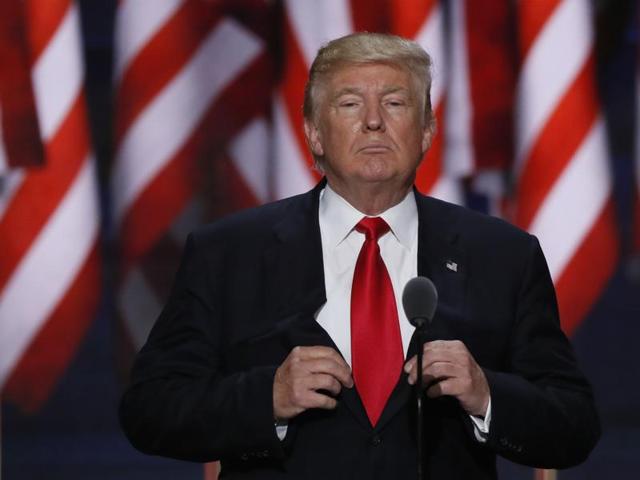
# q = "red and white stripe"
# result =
<box><xmin>445</xmin><ymin>0</ymin><xmax>516</xmax><ymax>214</ymax></box>
<box><xmin>0</xmin><ymin>0</ymin><xmax>100</xmax><ymax>412</ymax></box>
<box><xmin>0</xmin><ymin>116</ymin><xmax>8</xmax><ymax>172</ymax></box>
<box><xmin>0</xmin><ymin>0</ymin><xmax>45</xmax><ymax>174</ymax></box>
<box><xmin>273</xmin><ymin>0</ymin><xmax>352</xmax><ymax>199</ymax></box>
<box><xmin>514</xmin><ymin>0</ymin><xmax>618</xmax><ymax>335</ymax></box>
<box><xmin>443</xmin><ymin>0</ymin><xmax>473</xmax><ymax>180</ymax></box>
<box><xmin>113</xmin><ymin>0</ymin><xmax>273</xmax><ymax>350</ymax></box>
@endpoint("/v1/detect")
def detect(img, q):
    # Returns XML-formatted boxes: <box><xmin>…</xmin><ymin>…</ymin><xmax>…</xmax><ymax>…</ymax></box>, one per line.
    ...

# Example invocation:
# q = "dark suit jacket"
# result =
<box><xmin>120</xmin><ymin>182</ymin><xmax>600</xmax><ymax>479</ymax></box>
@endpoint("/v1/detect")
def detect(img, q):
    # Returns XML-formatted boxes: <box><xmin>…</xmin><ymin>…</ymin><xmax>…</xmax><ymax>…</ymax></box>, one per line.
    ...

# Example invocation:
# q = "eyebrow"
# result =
<box><xmin>330</xmin><ymin>86</ymin><xmax>412</xmax><ymax>104</ymax></box>
<box><xmin>331</xmin><ymin>87</ymin><xmax>362</xmax><ymax>100</ymax></box>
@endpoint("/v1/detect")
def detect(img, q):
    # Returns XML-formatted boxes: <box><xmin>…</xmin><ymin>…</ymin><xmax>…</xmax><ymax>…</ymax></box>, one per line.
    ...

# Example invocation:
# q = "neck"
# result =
<box><xmin>327</xmin><ymin>180</ymin><xmax>413</xmax><ymax>216</ymax></box>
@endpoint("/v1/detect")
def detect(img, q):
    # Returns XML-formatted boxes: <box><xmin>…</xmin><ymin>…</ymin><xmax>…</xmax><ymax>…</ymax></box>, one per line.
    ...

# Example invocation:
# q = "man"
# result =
<box><xmin>120</xmin><ymin>33</ymin><xmax>599</xmax><ymax>479</ymax></box>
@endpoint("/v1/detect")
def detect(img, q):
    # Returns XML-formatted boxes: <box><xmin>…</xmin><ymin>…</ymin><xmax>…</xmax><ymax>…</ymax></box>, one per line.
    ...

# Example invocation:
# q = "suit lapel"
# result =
<box><xmin>264</xmin><ymin>183</ymin><xmax>326</xmax><ymax>322</ymax></box>
<box><xmin>414</xmin><ymin>193</ymin><xmax>467</xmax><ymax>344</ymax></box>
<box><xmin>376</xmin><ymin>191</ymin><xmax>467</xmax><ymax>432</ymax></box>
<box><xmin>263</xmin><ymin>181</ymin><xmax>371</xmax><ymax>429</ymax></box>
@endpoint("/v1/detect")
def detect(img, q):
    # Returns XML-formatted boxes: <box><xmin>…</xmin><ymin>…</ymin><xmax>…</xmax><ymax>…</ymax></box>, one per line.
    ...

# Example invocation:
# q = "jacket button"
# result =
<box><xmin>371</xmin><ymin>434</ymin><xmax>382</xmax><ymax>446</ymax></box>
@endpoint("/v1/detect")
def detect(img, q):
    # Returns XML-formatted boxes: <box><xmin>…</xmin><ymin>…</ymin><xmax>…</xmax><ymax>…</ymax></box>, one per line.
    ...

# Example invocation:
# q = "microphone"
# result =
<box><xmin>402</xmin><ymin>276</ymin><xmax>438</xmax><ymax>480</ymax></box>
<box><xmin>402</xmin><ymin>276</ymin><xmax>438</xmax><ymax>330</ymax></box>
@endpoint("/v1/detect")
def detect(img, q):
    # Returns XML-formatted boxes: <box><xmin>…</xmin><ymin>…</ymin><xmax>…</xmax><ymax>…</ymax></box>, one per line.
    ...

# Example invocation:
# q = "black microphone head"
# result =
<box><xmin>402</xmin><ymin>276</ymin><xmax>438</xmax><ymax>327</ymax></box>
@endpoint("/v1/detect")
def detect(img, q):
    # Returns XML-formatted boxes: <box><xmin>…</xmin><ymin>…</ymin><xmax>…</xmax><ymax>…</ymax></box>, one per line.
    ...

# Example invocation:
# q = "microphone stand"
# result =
<box><xmin>414</xmin><ymin>319</ymin><xmax>428</xmax><ymax>480</ymax></box>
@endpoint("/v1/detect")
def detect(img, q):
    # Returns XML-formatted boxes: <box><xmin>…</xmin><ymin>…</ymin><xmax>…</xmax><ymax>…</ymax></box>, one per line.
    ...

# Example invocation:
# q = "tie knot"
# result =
<box><xmin>355</xmin><ymin>217</ymin><xmax>390</xmax><ymax>241</ymax></box>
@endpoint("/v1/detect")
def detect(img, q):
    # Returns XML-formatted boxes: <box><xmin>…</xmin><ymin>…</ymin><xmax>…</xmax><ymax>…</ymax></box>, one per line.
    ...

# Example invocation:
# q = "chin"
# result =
<box><xmin>357</xmin><ymin>158</ymin><xmax>396</xmax><ymax>182</ymax></box>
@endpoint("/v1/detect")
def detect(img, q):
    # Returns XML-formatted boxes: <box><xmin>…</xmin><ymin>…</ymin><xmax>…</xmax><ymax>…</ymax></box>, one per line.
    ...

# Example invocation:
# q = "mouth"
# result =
<box><xmin>358</xmin><ymin>144</ymin><xmax>392</xmax><ymax>154</ymax></box>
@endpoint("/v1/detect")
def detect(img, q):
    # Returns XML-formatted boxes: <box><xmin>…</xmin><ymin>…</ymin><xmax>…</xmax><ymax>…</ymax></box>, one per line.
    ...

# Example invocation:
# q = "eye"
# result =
<box><xmin>385</xmin><ymin>99</ymin><xmax>406</xmax><ymax>107</ymax></box>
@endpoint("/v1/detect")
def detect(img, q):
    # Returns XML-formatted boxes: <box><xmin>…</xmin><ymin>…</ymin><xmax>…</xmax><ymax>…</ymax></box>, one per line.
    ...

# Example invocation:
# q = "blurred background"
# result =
<box><xmin>1</xmin><ymin>0</ymin><xmax>639</xmax><ymax>479</ymax></box>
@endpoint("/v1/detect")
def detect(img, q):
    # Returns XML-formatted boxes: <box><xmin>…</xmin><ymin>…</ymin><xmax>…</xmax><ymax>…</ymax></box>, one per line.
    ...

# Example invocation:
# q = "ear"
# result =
<box><xmin>421</xmin><ymin>125</ymin><xmax>433</xmax><ymax>154</ymax></box>
<box><xmin>304</xmin><ymin>119</ymin><xmax>324</xmax><ymax>156</ymax></box>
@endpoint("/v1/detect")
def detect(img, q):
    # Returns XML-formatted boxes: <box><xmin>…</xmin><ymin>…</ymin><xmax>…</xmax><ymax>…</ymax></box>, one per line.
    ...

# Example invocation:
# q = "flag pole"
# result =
<box><xmin>0</xmin><ymin>396</ymin><xmax>3</xmax><ymax>480</ymax></box>
<box><xmin>534</xmin><ymin>468</ymin><xmax>557</xmax><ymax>480</ymax></box>
<box><xmin>204</xmin><ymin>461</ymin><xmax>219</xmax><ymax>480</ymax></box>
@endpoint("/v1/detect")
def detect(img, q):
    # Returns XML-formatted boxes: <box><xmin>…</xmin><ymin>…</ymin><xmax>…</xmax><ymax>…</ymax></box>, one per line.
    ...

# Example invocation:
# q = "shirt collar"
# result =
<box><xmin>319</xmin><ymin>183</ymin><xmax>418</xmax><ymax>249</ymax></box>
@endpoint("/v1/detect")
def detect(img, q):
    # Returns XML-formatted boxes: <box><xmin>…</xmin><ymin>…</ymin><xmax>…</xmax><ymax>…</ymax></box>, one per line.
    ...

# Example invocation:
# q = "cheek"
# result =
<box><xmin>325</xmin><ymin>121</ymin><xmax>359</xmax><ymax>149</ymax></box>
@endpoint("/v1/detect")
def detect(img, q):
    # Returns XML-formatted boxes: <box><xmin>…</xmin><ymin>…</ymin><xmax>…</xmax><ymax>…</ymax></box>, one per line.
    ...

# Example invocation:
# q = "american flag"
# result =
<box><xmin>112</xmin><ymin>0</ymin><xmax>275</xmax><ymax>359</ymax></box>
<box><xmin>0</xmin><ymin>0</ymin><xmax>101</xmax><ymax>412</ymax></box>
<box><xmin>512</xmin><ymin>0</ymin><xmax>618</xmax><ymax>336</ymax></box>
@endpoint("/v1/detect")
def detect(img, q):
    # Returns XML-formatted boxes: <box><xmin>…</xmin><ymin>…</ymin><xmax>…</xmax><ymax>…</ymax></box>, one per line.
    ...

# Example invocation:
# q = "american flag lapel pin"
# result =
<box><xmin>445</xmin><ymin>260</ymin><xmax>458</xmax><ymax>272</ymax></box>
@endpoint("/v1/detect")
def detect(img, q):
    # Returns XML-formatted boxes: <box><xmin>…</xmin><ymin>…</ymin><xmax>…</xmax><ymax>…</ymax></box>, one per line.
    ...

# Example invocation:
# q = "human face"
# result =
<box><xmin>304</xmin><ymin>63</ymin><xmax>432</xmax><ymax>198</ymax></box>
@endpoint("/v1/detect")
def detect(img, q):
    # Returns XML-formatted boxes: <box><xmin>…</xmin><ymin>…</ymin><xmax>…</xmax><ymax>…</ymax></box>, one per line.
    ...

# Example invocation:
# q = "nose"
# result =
<box><xmin>363</xmin><ymin>101</ymin><xmax>385</xmax><ymax>132</ymax></box>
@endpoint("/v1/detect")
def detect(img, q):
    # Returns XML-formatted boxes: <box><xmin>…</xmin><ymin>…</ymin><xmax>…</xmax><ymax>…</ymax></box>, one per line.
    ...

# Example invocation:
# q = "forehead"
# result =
<box><xmin>323</xmin><ymin>63</ymin><xmax>415</xmax><ymax>94</ymax></box>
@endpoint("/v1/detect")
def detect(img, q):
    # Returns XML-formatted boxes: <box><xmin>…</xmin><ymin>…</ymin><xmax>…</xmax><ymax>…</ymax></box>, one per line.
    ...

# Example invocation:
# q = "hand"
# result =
<box><xmin>273</xmin><ymin>346</ymin><xmax>354</xmax><ymax>420</ymax></box>
<box><xmin>404</xmin><ymin>340</ymin><xmax>490</xmax><ymax>417</ymax></box>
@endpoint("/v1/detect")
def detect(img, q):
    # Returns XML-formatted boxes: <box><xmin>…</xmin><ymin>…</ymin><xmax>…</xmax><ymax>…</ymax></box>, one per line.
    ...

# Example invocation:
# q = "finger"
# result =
<box><xmin>424</xmin><ymin>344</ymin><xmax>475</xmax><ymax>372</ymax></box>
<box><xmin>309</xmin><ymin>373</ymin><xmax>343</xmax><ymax>396</ymax></box>
<box><xmin>423</xmin><ymin>340</ymin><xmax>467</xmax><ymax>359</ymax></box>
<box><xmin>425</xmin><ymin>378</ymin><xmax>454</xmax><ymax>399</ymax></box>
<box><xmin>306</xmin><ymin>358</ymin><xmax>353</xmax><ymax>388</ymax></box>
<box><xmin>404</xmin><ymin>356</ymin><xmax>416</xmax><ymax>374</ymax></box>
<box><xmin>424</xmin><ymin>339</ymin><xmax>466</xmax><ymax>350</ymax></box>
<box><xmin>302</xmin><ymin>390</ymin><xmax>339</xmax><ymax>411</ymax></box>
<box><xmin>404</xmin><ymin>357</ymin><xmax>416</xmax><ymax>384</ymax></box>
<box><xmin>426</xmin><ymin>376</ymin><xmax>474</xmax><ymax>399</ymax></box>
<box><xmin>292</xmin><ymin>346</ymin><xmax>353</xmax><ymax>386</ymax></box>
<box><xmin>405</xmin><ymin>356</ymin><xmax>449</xmax><ymax>386</ymax></box>
<box><xmin>297</xmin><ymin>345</ymin><xmax>348</xmax><ymax>366</ymax></box>
<box><xmin>423</xmin><ymin>349</ymin><xmax>458</xmax><ymax>366</ymax></box>
<box><xmin>407</xmin><ymin>359</ymin><xmax>458</xmax><ymax>387</ymax></box>
<box><xmin>405</xmin><ymin>358</ymin><xmax>442</xmax><ymax>386</ymax></box>
<box><xmin>422</xmin><ymin>360</ymin><xmax>460</xmax><ymax>381</ymax></box>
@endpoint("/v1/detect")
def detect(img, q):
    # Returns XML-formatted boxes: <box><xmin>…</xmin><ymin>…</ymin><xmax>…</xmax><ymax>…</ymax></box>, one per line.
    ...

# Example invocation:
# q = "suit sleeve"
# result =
<box><xmin>483</xmin><ymin>236</ymin><xmax>601</xmax><ymax>468</ymax></box>
<box><xmin>119</xmin><ymin>233</ymin><xmax>284</xmax><ymax>462</ymax></box>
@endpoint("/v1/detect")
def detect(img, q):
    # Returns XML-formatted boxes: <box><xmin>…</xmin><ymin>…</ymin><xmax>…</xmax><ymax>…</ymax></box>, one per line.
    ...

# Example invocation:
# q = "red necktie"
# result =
<box><xmin>351</xmin><ymin>217</ymin><xmax>403</xmax><ymax>426</ymax></box>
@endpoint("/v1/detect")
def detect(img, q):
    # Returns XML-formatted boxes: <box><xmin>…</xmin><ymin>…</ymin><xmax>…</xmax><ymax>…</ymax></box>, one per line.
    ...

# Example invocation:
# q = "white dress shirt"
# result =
<box><xmin>316</xmin><ymin>184</ymin><xmax>418</xmax><ymax>364</ymax></box>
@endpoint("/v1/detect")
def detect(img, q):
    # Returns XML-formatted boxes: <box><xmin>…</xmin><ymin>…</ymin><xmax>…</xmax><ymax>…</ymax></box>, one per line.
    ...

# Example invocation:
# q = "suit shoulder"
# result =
<box><xmin>420</xmin><ymin>195</ymin><xmax>534</xmax><ymax>249</ymax></box>
<box><xmin>190</xmin><ymin>191</ymin><xmax>313</xmax><ymax>245</ymax></box>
